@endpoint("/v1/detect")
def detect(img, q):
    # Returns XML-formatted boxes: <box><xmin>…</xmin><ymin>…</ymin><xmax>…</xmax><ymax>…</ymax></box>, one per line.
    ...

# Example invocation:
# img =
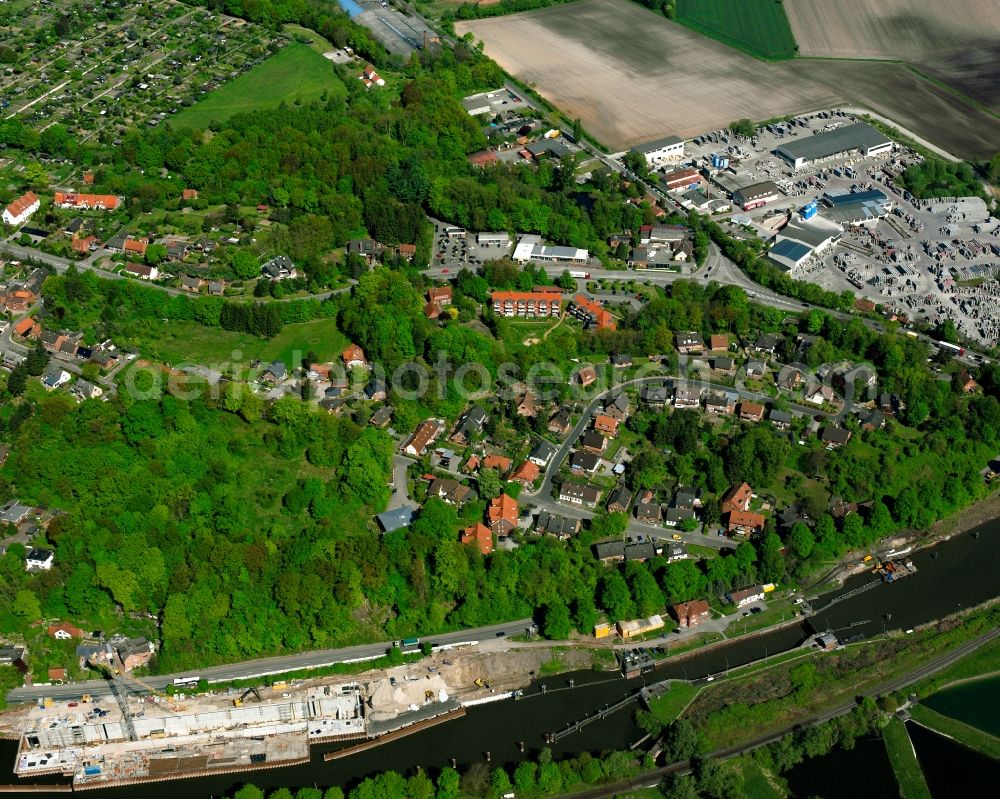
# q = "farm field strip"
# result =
<box><xmin>457</xmin><ymin>0</ymin><xmax>1000</xmax><ymax>160</ymax></box>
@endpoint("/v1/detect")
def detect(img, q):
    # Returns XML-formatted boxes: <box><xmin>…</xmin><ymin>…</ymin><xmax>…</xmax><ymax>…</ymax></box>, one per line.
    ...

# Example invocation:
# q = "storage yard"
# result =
<box><xmin>666</xmin><ymin>112</ymin><xmax>1000</xmax><ymax>344</ymax></box>
<box><xmin>457</xmin><ymin>0</ymin><xmax>1000</xmax><ymax>159</ymax></box>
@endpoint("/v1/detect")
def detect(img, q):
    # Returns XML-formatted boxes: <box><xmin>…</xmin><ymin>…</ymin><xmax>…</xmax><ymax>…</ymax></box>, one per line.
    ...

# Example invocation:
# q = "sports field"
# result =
<box><xmin>675</xmin><ymin>0</ymin><xmax>797</xmax><ymax>61</ymax></box>
<box><xmin>458</xmin><ymin>0</ymin><xmax>1000</xmax><ymax>160</ymax></box>
<box><xmin>784</xmin><ymin>0</ymin><xmax>1000</xmax><ymax>110</ymax></box>
<box><xmin>173</xmin><ymin>44</ymin><xmax>345</xmax><ymax>129</ymax></box>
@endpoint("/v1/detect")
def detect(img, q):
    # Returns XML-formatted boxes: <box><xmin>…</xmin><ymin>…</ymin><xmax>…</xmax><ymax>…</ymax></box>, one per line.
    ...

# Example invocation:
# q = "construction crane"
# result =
<box><xmin>89</xmin><ymin>663</ymin><xmax>139</xmax><ymax>742</ymax></box>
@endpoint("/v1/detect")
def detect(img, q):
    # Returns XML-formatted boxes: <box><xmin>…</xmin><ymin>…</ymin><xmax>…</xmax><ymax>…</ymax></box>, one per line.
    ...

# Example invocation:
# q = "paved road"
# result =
<box><xmin>554</xmin><ymin>625</ymin><xmax>1000</xmax><ymax>799</ymax></box>
<box><xmin>5</xmin><ymin>618</ymin><xmax>535</xmax><ymax>704</ymax></box>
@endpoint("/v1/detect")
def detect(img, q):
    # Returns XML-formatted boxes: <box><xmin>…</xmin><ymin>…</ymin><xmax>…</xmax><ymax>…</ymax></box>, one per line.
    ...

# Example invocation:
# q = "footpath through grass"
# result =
<box><xmin>882</xmin><ymin>717</ymin><xmax>932</xmax><ymax>799</ymax></box>
<box><xmin>174</xmin><ymin>43</ymin><xmax>344</xmax><ymax>129</ymax></box>
<box><xmin>675</xmin><ymin>0</ymin><xmax>798</xmax><ymax>61</ymax></box>
<box><xmin>909</xmin><ymin>703</ymin><xmax>1000</xmax><ymax>761</ymax></box>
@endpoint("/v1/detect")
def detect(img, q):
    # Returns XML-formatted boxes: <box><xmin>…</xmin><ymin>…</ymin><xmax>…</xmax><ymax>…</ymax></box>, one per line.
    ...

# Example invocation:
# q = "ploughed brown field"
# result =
<box><xmin>784</xmin><ymin>0</ymin><xmax>1000</xmax><ymax>112</ymax></box>
<box><xmin>458</xmin><ymin>0</ymin><xmax>1000</xmax><ymax>161</ymax></box>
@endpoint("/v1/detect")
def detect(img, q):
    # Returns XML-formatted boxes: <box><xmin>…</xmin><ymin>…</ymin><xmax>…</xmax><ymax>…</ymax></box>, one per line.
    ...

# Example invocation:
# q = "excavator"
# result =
<box><xmin>233</xmin><ymin>686</ymin><xmax>262</xmax><ymax>707</ymax></box>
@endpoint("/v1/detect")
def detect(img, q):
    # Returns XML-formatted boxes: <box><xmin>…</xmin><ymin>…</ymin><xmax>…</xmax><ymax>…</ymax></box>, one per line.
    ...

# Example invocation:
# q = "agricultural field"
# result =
<box><xmin>458</xmin><ymin>0</ymin><xmax>1000</xmax><ymax>160</ymax></box>
<box><xmin>675</xmin><ymin>0</ymin><xmax>798</xmax><ymax>60</ymax></box>
<box><xmin>457</xmin><ymin>0</ymin><xmax>838</xmax><ymax>148</ymax></box>
<box><xmin>784</xmin><ymin>0</ymin><xmax>1000</xmax><ymax>111</ymax></box>
<box><xmin>172</xmin><ymin>43</ymin><xmax>345</xmax><ymax>129</ymax></box>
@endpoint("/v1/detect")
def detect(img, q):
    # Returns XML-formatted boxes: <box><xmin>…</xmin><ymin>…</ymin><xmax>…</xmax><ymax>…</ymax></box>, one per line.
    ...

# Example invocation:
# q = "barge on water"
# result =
<box><xmin>873</xmin><ymin>559</ymin><xmax>917</xmax><ymax>583</ymax></box>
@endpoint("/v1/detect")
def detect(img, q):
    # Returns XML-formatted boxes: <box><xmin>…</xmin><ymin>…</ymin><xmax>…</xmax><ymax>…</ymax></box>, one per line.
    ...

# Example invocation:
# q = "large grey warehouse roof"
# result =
<box><xmin>631</xmin><ymin>135</ymin><xmax>683</xmax><ymax>154</ymax></box>
<box><xmin>775</xmin><ymin>123</ymin><xmax>891</xmax><ymax>162</ymax></box>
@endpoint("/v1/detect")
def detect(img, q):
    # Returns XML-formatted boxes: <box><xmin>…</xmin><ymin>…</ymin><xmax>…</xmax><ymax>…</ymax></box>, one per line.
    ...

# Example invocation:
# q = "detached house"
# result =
<box><xmin>488</xmin><ymin>494</ymin><xmax>518</xmax><ymax>537</ymax></box>
<box><xmin>2</xmin><ymin>191</ymin><xmax>40</xmax><ymax>227</ymax></box>
<box><xmin>738</xmin><ymin>402</ymin><xmax>765</xmax><ymax>423</ymax></box>
<box><xmin>461</xmin><ymin>522</ymin><xmax>493</xmax><ymax>556</ymax></box>
<box><xmin>342</xmin><ymin>344</ymin><xmax>367</xmax><ymax>369</ymax></box>
<box><xmin>593</xmin><ymin>414</ymin><xmax>619</xmax><ymax>437</ymax></box>
<box><xmin>721</xmin><ymin>482</ymin><xmax>753</xmax><ymax>514</ymax></box>
<box><xmin>675</xmin><ymin>331</ymin><xmax>704</xmax><ymax>354</ymax></box>
<box><xmin>451</xmin><ymin>406</ymin><xmax>488</xmax><ymax>444</ymax></box>
<box><xmin>403</xmin><ymin>419</ymin><xmax>443</xmax><ymax>456</ymax></box>
<box><xmin>559</xmin><ymin>482</ymin><xmax>601</xmax><ymax>508</ymax></box>
<box><xmin>820</xmin><ymin>426</ymin><xmax>852</xmax><ymax>448</ymax></box>
<box><xmin>671</xmin><ymin>599</ymin><xmax>710</xmax><ymax>629</ymax></box>
<box><xmin>727</xmin><ymin>510</ymin><xmax>766</xmax><ymax>537</ymax></box>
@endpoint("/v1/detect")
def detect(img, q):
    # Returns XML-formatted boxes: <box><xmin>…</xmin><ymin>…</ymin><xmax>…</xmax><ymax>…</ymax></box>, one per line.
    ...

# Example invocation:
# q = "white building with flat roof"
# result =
<box><xmin>630</xmin><ymin>135</ymin><xmax>685</xmax><ymax>165</ymax></box>
<box><xmin>512</xmin><ymin>234</ymin><xmax>588</xmax><ymax>264</ymax></box>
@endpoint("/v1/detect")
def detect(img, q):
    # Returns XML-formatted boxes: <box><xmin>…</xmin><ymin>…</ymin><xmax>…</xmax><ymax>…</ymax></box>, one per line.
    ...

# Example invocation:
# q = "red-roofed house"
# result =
<box><xmin>571</xmin><ymin>294</ymin><xmax>616</xmax><ymax>331</ymax></box>
<box><xmin>727</xmin><ymin>510</ymin><xmax>765</xmax><ymax>537</ymax></box>
<box><xmin>342</xmin><ymin>344</ymin><xmax>367</xmax><ymax>368</ymax></box>
<box><xmin>468</xmin><ymin>150</ymin><xmax>499</xmax><ymax>168</ymax></box>
<box><xmin>721</xmin><ymin>482</ymin><xmax>753</xmax><ymax>515</ymax></box>
<box><xmin>510</xmin><ymin>460</ymin><xmax>540</xmax><ymax>486</ymax></box>
<box><xmin>13</xmin><ymin>317</ymin><xmax>37</xmax><ymax>338</ymax></box>
<box><xmin>123</xmin><ymin>238</ymin><xmax>148</xmax><ymax>257</ymax></box>
<box><xmin>461</xmin><ymin>522</ymin><xmax>493</xmax><ymax>555</ymax></box>
<box><xmin>482</xmin><ymin>454</ymin><xmax>512</xmax><ymax>474</ymax></box>
<box><xmin>488</xmin><ymin>493</ymin><xmax>518</xmax><ymax>537</ymax></box>
<box><xmin>593</xmin><ymin>414</ymin><xmax>619</xmax><ymax>436</ymax></box>
<box><xmin>53</xmin><ymin>192</ymin><xmax>120</xmax><ymax>211</ymax></box>
<box><xmin>3</xmin><ymin>289</ymin><xmax>36</xmax><ymax>313</ymax></box>
<box><xmin>2</xmin><ymin>191</ymin><xmax>40</xmax><ymax>227</ymax></box>
<box><xmin>182</xmin><ymin>188</ymin><xmax>199</xmax><ymax>201</ymax></box>
<box><xmin>48</xmin><ymin>621</ymin><xmax>84</xmax><ymax>640</ymax></box>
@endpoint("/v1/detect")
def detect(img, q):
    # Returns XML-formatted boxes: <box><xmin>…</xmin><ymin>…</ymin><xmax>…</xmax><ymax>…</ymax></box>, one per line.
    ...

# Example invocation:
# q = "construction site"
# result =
<box><xmin>14</xmin><ymin>676</ymin><xmax>365</xmax><ymax>789</ymax></box>
<box><xmin>5</xmin><ymin>643</ymin><xmax>589</xmax><ymax>789</ymax></box>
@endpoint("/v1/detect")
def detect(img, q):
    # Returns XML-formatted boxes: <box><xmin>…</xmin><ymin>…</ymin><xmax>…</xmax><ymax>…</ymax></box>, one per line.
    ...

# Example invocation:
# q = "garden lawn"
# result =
<box><xmin>675</xmin><ymin>0</ymin><xmax>798</xmax><ymax>60</ymax></box>
<box><xmin>115</xmin><ymin>317</ymin><xmax>347</xmax><ymax>368</ymax></box>
<box><xmin>173</xmin><ymin>44</ymin><xmax>345</xmax><ymax>129</ymax></box>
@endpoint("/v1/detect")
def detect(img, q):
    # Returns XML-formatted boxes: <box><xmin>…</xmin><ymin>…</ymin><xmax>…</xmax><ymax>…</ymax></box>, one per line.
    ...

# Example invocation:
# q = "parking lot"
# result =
<box><xmin>431</xmin><ymin>220</ymin><xmax>516</xmax><ymax>272</ymax></box>
<box><xmin>679</xmin><ymin>111</ymin><xmax>1000</xmax><ymax>344</ymax></box>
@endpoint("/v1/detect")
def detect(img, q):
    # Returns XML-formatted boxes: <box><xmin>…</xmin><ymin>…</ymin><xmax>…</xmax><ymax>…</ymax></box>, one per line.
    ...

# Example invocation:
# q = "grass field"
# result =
<box><xmin>909</xmin><ymin>704</ymin><xmax>1000</xmax><ymax>761</ymax></box>
<box><xmin>122</xmin><ymin>317</ymin><xmax>347</xmax><ymax>369</ymax></box>
<box><xmin>647</xmin><ymin>681</ymin><xmax>701</xmax><ymax>725</ymax></box>
<box><xmin>283</xmin><ymin>24</ymin><xmax>336</xmax><ymax>55</ymax></box>
<box><xmin>883</xmin><ymin>718</ymin><xmax>932</xmax><ymax>799</ymax></box>
<box><xmin>675</xmin><ymin>0</ymin><xmax>797</xmax><ymax>61</ymax></box>
<box><xmin>173</xmin><ymin>44</ymin><xmax>344</xmax><ymax>129</ymax></box>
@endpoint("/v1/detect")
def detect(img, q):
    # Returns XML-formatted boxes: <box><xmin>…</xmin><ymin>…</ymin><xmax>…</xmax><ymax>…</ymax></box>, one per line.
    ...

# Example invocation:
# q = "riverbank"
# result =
<box><xmin>882</xmin><ymin>717</ymin><xmax>931</xmax><ymax>799</ymax></box>
<box><xmin>908</xmin><ymin>704</ymin><xmax>1000</xmax><ymax>761</ymax></box>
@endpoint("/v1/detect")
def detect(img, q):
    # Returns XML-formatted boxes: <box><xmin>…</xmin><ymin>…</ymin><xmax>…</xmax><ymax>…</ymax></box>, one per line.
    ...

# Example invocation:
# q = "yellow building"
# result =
<box><xmin>615</xmin><ymin>615</ymin><xmax>665</xmax><ymax>641</ymax></box>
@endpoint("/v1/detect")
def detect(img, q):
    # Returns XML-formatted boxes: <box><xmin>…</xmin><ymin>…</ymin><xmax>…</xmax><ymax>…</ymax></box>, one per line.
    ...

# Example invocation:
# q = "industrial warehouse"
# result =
<box><xmin>775</xmin><ymin>122</ymin><xmax>893</xmax><ymax>170</ymax></box>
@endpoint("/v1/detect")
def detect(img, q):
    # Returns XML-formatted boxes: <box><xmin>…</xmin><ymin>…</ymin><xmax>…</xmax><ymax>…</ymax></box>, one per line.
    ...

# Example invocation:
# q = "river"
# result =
<box><xmin>3</xmin><ymin>517</ymin><xmax>999</xmax><ymax>797</ymax></box>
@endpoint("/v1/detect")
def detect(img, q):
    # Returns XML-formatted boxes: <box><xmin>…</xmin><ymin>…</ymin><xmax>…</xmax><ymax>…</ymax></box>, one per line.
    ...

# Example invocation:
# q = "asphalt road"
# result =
<box><xmin>5</xmin><ymin>618</ymin><xmax>535</xmax><ymax>704</ymax></box>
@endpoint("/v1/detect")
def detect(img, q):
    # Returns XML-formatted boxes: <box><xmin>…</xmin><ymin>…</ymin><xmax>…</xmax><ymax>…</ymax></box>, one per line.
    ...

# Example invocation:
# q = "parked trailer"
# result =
<box><xmin>569</xmin><ymin>270</ymin><xmax>590</xmax><ymax>279</ymax></box>
<box><xmin>937</xmin><ymin>341</ymin><xmax>966</xmax><ymax>355</ymax></box>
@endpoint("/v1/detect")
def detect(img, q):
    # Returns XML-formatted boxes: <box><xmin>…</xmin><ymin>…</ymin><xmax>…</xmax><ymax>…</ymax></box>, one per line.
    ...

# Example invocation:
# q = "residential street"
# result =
<box><xmin>521</xmin><ymin>373</ymin><xmax>836</xmax><ymax>551</ymax></box>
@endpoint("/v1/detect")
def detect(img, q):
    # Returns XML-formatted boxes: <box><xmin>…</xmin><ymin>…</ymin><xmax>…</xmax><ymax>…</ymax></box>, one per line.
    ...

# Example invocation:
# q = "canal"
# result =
<box><xmin>921</xmin><ymin>673</ymin><xmax>1000</xmax><ymax>737</ymax></box>
<box><xmin>3</xmin><ymin>517</ymin><xmax>999</xmax><ymax>797</ymax></box>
